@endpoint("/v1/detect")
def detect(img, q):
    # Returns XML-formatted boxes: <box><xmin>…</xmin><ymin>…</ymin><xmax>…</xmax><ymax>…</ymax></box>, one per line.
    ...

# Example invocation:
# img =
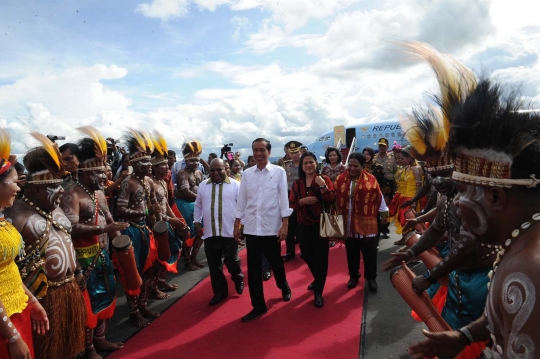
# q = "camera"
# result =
<box><xmin>220</xmin><ymin>143</ymin><xmax>234</xmax><ymax>159</ymax></box>
<box><xmin>47</xmin><ymin>135</ymin><xmax>65</xmax><ymax>143</ymax></box>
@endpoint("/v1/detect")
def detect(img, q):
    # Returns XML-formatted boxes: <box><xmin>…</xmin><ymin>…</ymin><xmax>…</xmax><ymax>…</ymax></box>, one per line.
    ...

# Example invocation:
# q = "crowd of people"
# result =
<box><xmin>2</xmin><ymin>41</ymin><xmax>540</xmax><ymax>359</ymax></box>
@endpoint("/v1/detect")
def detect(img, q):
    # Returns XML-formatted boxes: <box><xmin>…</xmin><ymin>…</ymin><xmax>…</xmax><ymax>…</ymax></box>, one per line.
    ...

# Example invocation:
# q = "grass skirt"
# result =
<box><xmin>34</xmin><ymin>280</ymin><xmax>86</xmax><ymax>359</ymax></box>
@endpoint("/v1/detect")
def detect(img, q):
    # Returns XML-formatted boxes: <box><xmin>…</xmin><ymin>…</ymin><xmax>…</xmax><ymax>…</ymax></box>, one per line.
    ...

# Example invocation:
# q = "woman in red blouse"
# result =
<box><xmin>289</xmin><ymin>152</ymin><xmax>336</xmax><ymax>308</ymax></box>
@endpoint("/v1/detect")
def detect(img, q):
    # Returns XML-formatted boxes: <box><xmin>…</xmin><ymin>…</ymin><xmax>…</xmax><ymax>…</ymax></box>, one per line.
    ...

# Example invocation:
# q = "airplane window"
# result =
<box><xmin>398</xmin><ymin>132</ymin><xmax>402</xmax><ymax>137</ymax></box>
<box><xmin>379</xmin><ymin>134</ymin><xmax>383</xmax><ymax>138</ymax></box>
<box><xmin>385</xmin><ymin>133</ymin><xmax>389</xmax><ymax>137</ymax></box>
<box><xmin>391</xmin><ymin>133</ymin><xmax>395</xmax><ymax>137</ymax></box>
<box><xmin>361</xmin><ymin>135</ymin><xmax>365</xmax><ymax>139</ymax></box>
<box><xmin>367</xmin><ymin>135</ymin><xmax>371</xmax><ymax>139</ymax></box>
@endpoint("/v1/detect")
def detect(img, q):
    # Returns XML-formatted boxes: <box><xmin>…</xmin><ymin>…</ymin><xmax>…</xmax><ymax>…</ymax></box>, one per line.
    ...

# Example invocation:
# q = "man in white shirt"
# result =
<box><xmin>194</xmin><ymin>159</ymin><xmax>244</xmax><ymax>306</ymax></box>
<box><xmin>234</xmin><ymin>138</ymin><xmax>293</xmax><ymax>322</ymax></box>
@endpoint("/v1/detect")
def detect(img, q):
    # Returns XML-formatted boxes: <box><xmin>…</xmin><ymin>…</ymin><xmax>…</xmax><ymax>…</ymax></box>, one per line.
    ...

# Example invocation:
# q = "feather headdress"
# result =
<box><xmin>182</xmin><ymin>140</ymin><xmax>203</xmax><ymax>159</ymax></box>
<box><xmin>448</xmin><ymin>79</ymin><xmax>540</xmax><ymax>188</ymax></box>
<box><xmin>24</xmin><ymin>132</ymin><xmax>64</xmax><ymax>184</ymax></box>
<box><xmin>151</xmin><ymin>130</ymin><xmax>169</xmax><ymax>166</ymax></box>
<box><xmin>0</xmin><ymin>127</ymin><xmax>13</xmax><ymax>176</ymax></box>
<box><xmin>399</xmin><ymin>42</ymin><xmax>477</xmax><ymax>170</ymax></box>
<box><xmin>124</xmin><ymin>128</ymin><xmax>152</xmax><ymax>163</ymax></box>
<box><xmin>76</xmin><ymin>126</ymin><xmax>108</xmax><ymax>171</ymax></box>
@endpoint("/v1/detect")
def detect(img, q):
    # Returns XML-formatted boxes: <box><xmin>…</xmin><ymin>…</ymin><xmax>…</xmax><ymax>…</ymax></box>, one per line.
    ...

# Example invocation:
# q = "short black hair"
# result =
<box><xmin>348</xmin><ymin>152</ymin><xmax>366</xmax><ymax>166</ymax></box>
<box><xmin>167</xmin><ymin>150</ymin><xmax>176</xmax><ymax>157</ymax></box>
<box><xmin>252</xmin><ymin>138</ymin><xmax>271</xmax><ymax>151</ymax></box>
<box><xmin>14</xmin><ymin>162</ymin><xmax>25</xmax><ymax>173</ymax></box>
<box><xmin>59</xmin><ymin>143</ymin><xmax>79</xmax><ymax>157</ymax></box>
<box><xmin>209</xmin><ymin>153</ymin><xmax>218</xmax><ymax>159</ymax></box>
<box><xmin>298</xmin><ymin>152</ymin><xmax>319</xmax><ymax>180</ymax></box>
<box><xmin>324</xmin><ymin>147</ymin><xmax>342</xmax><ymax>164</ymax></box>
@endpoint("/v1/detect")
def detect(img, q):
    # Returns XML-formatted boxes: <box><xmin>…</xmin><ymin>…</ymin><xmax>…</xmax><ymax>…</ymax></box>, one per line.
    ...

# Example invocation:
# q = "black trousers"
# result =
<box><xmin>204</xmin><ymin>236</ymin><xmax>244</xmax><ymax>296</ymax></box>
<box><xmin>345</xmin><ymin>236</ymin><xmax>378</xmax><ymax>280</ymax></box>
<box><xmin>246</xmin><ymin>235</ymin><xmax>288</xmax><ymax>310</ymax></box>
<box><xmin>284</xmin><ymin>209</ymin><xmax>299</xmax><ymax>255</ymax></box>
<box><xmin>262</xmin><ymin>254</ymin><xmax>271</xmax><ymax>272</ymax></box>
<box><xmin>299</xmin><ymin>223</ymin><xmax>329</xmax><ymax>295</ymax></box>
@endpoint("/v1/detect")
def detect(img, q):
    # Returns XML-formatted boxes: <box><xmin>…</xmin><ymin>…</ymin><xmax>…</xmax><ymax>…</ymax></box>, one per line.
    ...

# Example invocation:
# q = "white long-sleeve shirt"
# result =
<box><xmin>194</xmin><ymin>177</ymin><xmax>240</xmax><ymax>239</ymax></box>
<box><xmin>235</xmin><ymin>162</ymin><xmax>293</xmax><ymax>236</ymax></box>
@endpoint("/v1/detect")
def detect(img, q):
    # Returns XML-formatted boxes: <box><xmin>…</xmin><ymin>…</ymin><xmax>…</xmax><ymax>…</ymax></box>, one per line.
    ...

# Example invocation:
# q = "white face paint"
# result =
<box><xmin>455</xmin><ymin>185</ymin><xmax>492</xmax><ymax>237</ymax></box>
<box><xmin>46</xmin><ymin>185</ymin><xmax>63</xmax><ymax>208</ymax></box>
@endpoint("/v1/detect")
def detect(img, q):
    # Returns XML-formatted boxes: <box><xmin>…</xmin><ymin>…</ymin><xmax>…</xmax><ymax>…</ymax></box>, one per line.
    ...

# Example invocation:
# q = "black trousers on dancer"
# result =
<box><xmin>245</xmin><ymin>235</ymin><xmax>289</xmax><ymax>310</ymax></box>
<box><xmin>299</xmin><ymin>223</ymin><xmax>329</xmax><ymax>295</ymax></box>
<box><xmin>204</xmin><ymin>236</ymin><xmax>244</xmax><ymax>296</ymax></box>
<box><xmin>284</xmin><ymin>209</ymin><xmax>299</xmax><ymax>255</ymax></box>
<box><xmin>345</xmin><ymin>236</ymin><xmax>378</xmax><ymax>281</ymax></box>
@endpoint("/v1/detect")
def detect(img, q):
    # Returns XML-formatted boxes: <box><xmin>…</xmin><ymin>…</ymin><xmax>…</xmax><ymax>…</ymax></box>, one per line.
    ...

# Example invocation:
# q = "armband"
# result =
<box><xmin>457</xmin><ymin>327</ymin><xmax>473</xmax><ymax>345</ymax></box>
<box><xmin>145</xmin><ymin>208</ymin><xmax>149</xmax><ymax>216</ymax></box>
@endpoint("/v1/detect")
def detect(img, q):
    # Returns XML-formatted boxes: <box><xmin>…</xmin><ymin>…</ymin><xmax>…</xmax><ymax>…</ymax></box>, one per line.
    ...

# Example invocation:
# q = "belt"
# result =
<box><xmin>47</xmin><ymin>274</ymin><xmax>75</xmax><ymax>287</ymax></box>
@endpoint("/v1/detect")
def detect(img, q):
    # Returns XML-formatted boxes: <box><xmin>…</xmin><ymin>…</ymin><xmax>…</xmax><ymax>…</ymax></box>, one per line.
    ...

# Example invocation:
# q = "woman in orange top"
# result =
<box><xmin>0</xmin><ymin>128</ymin><xmax>49</xmax><ymax>359</ymax></box>
<box><xmin>335</xmin><ymin>153</ymin><xmax>389</xmax><ymax>293</ymax></box>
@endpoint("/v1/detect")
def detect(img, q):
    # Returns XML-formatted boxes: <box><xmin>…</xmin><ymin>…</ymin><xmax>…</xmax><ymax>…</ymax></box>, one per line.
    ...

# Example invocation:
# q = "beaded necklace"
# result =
<box><xmin>486</xmin><ymin>213</ymin><xmax>540</xmax><ymax>289</ymax></box>
<box><xmin>75</xmin><ymin>179</ymin><xmax>106</xmax><ymax>222</ymax></box>
<box><xmin>19</xmin><ymin>195</ymin><xmax>71</xmax><ymax>278</ymax></box>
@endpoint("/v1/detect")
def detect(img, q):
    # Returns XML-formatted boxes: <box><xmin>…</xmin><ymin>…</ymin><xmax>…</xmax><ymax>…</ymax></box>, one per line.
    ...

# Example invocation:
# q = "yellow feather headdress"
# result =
<box><xmin>399</xmin><ymin>41</ymin><xmax>477</xmax><ymax>165</ymax></box>
<box><xmin>182</xmin><ymin>140</ymin><xmax>203</xmax><ymax>159</ymax></box>
<box><xmin>77</xmin><ymin>126</ymin><xmax>107</xmax><ymax>161</ymax></box>
<box><xmin>0</xmin><ymin>127</ymin><xmax>13</xmax><ymax>176</ymax></box>
<box><xmin>124</xmin><ymin>128</ymin><xmax>152</xmax><ymax>163</ymax></box>
<box><xmin>25</xmin><ymin>132</ymin><xmax>64</xmax><ymax>184</ymax></box>
<box><xmin>150</xmin><ymin>130</ymin><xmax>169</xmax><ymax>166</ymax></box>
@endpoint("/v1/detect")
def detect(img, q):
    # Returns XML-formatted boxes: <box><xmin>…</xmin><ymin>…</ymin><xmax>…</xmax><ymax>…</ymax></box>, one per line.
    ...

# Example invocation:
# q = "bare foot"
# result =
<box><xmin>94</xmin><ymin>338</ymin><xmax>124</xmax><ymax>352</ymax></box>
<box><xmin>192</xmin><ymin>260</ymin><xmax>205</xmax><ymax>268</ymax></box>
<box><xmin>184</xmin><ymin>263</ymin><xmax>200</xmax><ymax>271</ymax></box>
<box><xmin>82</xmin><ymin>347</ymin><xmax>103</xmax><ymax>359</ymax></box>
<box><xmin>129</xmin><ymin>312</ymin><xmax>150</xmax><ymax>327</ymax></box>
<box><xmin>158</xmin><ymin>281</ymin><xmax>178</xmax><ymax>292</ymax></box>
<box><xmin>150</xmin><ymin>289</ymin><xmax>170</xmax><ymax>300</ymax></box>
<box><xmin>139</xmin><ymin>305</ymin><xmax>160</xmax><ymax>318</ymax></box>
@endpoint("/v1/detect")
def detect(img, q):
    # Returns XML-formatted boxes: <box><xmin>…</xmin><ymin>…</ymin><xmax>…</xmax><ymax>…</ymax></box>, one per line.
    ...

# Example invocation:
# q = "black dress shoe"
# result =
<box><xmin>367</xmin><ymin>279</ymin><xmax>378</xmax><ymax>292</ymax></box>
<box><xmin>235</xmin><ymin>280</ymin><xmax>244</xmax><ymax>295</ymax></box>
<box><xmin>381</xmin><ymin>233</ymin><xmax>390</xmax><ymax>239</ymax></box>
<box><xmin>282</xmin><ymin>253</ymin><xmax>295</xmax><ymax>261</ymax></box>
<box><xmin>347</xmin><ymin>277</ymin><xmax>359</xmax><ymax>289</ymax></box>
<box><xmin>307</xmin><ymin>282</ymin><xmax>314</xmax><ymax>290</ymax></box>
<box><xmin>209</xmin><ymin>293</ymin><xmax>227</xmax><ymax>306</ymax></box>
<box><xmin>241</xmin><ymin>307</ymin><xmax>267</xmax><ymax>322</ymax></box>
<box><xmin>314</xmin><ymin>294</ymin><xmax>324</xmax><ymax>308</ymax></box>
<box><xmin>282</xmin><ymin>287</ymin><xmax>292</xmax><ymax>302</ymax></box>
<box><xmin>262</xmin><ymin>271</ymin><xmax>272</xmax><ymax>281</ymax></box>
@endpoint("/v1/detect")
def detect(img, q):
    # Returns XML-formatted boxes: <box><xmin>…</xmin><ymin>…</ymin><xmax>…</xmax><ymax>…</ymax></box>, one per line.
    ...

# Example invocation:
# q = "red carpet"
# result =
<box><xmin>108</xmin><ymin>243</ymin><xmax>366</xmax><ymax>359</ymax></box>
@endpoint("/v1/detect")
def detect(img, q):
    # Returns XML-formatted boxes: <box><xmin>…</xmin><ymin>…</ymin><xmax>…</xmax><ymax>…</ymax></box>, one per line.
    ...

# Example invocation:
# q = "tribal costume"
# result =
<box><xmin>396</xmin><ymin>42</ymin><xmax>493</xmax><ymax>359</ymax></box>
<box><xmin>11</xmin><ymin>132</ymin><xmax>85</xmax><ymax>359</ymax></box>
<box><xmin>65</xmin><ymin>126</ymin><xmax>119</xmax><ymax>354</ymax></box>
<box><xmin>175</xmin><ymin>140</ymin><xmax>204</xmax><ymax>270</ymax></box>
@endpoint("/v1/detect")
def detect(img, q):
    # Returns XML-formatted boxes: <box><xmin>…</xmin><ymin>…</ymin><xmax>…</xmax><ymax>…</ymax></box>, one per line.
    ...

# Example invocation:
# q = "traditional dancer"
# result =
<box><xmin>382</xmin><ymin>42</ymin><xmax>499</xmax><ymax>359</ymax></box>
<box><xmin>150</xmin><ymin>131</ymin><xmax>189</xmax><ymax>296</ymax></box>
<box><xmin>406</xmin><ymin>44</ymin><xmax>540</xmax><ymax>359</ymax></box>
<box><xmin>174</xmin><ymin>140</ymin><xmax>204</xmax><ymax>271</ymax></box>
<box><xmin>114</xmin><ymin>129</ymin><xmax>162</xmax><ymax>327</ymax></box>
<box><xmin>0</xmin><ymin>128</ymin><xmax>49</xmax><ymax>359</ymax></box>
<box><xmin>7</xmin><ymin>132</ymin><xmax>86</xmax><ymax>359</ymax></box>
<box><xmin>60</xmin><ymin>126</ymin><xmax>128</xmax><ymax>358</ymax></box>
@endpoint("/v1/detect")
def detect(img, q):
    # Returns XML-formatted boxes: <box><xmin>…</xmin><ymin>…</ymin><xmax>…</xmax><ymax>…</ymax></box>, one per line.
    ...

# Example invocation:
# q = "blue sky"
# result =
<box><xmin>1</xmin><ymin>0</ymin><xmax>540</xmax><ymax>156</ymax></box>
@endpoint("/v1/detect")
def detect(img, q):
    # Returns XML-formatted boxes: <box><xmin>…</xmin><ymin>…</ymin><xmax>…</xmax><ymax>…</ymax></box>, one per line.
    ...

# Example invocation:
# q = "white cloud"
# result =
<box><xmin>231</xmin><ymin>16</ymin><xmax>250</xmax><ymax>41</ymax></box>
<box><xmin>135</xmin><ymin>0</ymin><xmax>190</xmax><ymax>21</ymax></box>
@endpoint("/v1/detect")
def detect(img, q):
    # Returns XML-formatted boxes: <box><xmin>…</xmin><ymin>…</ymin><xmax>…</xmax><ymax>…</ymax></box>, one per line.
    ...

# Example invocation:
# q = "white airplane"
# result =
<box><xmin>305</xmin><ymin>119</ymin><xmax>408</xmax><ymax>161</ymax></box>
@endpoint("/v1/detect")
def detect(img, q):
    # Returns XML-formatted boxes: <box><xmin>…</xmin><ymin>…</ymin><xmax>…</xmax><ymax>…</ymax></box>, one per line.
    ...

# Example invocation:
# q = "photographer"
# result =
<box><xmin>107</xmin><ymin>138</ymin><xmax>125</xmax><ymax>175</ymax></box>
